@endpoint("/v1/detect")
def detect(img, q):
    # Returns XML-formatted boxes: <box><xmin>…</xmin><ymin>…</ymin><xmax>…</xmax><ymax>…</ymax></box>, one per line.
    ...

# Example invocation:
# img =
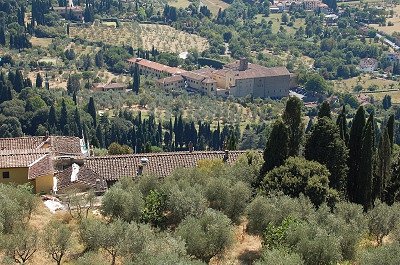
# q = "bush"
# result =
<box><xmin>255</xmin><ymin>248</ymin><xmax>304</xmax><ymax>265</ymax></box>
<box><xmin>359</xmin><ymin>243</ymin><xmax>400</xmax><ymax>265</ymax></box>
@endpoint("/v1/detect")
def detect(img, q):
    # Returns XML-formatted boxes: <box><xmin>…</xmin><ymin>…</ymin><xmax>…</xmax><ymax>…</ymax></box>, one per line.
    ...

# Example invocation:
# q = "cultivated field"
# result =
<box><xmin>254</xmin><ymin>13</ymin><xmax>306</xmax><ymax>35</ymax></box>
<box><xmin>70</xmin><ymin>22</ymin><xmax>209</xmax><ymax>53</ymax></box>
<box><xmin>169</xmin><ymin>0</ymin><xmax>230</xmax><ymax>16</ymax></box>
<box><xmin>332</xmin><ymin>74</ymin><xmax>399</xmax><ymax>93</ymax></box>
<box><xmin>370</xmin><ymin>5</ymin><xmax>400</xmax><ymax>34</ymax></box>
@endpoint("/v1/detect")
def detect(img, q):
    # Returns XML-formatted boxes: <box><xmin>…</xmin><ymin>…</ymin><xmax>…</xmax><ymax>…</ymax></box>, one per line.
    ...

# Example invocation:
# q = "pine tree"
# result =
<box><xmin>357</xmin><ymin>112</ymin><xmax>375</xmax><ymax>210</ymax></box>
<box><xmin>282</xmin><ymin>96</ymin><xmax>304</xmax><ymax>156</ymax></box>
<box><xmin>318</xmin><ymin>101</ymin><xmax>331</xmax><ymax>119</ymax></box>
<box><xmin>35</xmin><ymin>73</ymin><xmax>43</xmax><ymax>88</ymax></box>
<box><xmin>259</xmin><ymin>120</ymin><xmax>289</xmax><ymax>183</ymax></box>
<box><xmin>336</xmin><ymin>105</ymin><xmax>349</xmax><ymax>144</ymax></box>
<box><xmin>88</xmin><ymin>97</ymin><xmax>97</xmax><ymax>128</ymax></box>
<box><xmin>347</xmin><ymin>106</ymin><xmax>366</xmax><ymax>201</ymax></box>
<box><xmin>305</xmin><ymin>117</ymin><xmax>349</xmax><ymax>194</ymax></box>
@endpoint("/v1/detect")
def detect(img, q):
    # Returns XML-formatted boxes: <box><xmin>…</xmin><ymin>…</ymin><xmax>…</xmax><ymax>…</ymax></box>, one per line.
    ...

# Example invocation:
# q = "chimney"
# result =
<box><xmin>223</xmin><ymin>150</ymin><xmax>229</xmax><ymax>163</ymax></box>
<box><xmin>137</xmin><ymin>164</ymin><xmax>144</xmax><ymax>176</ymax></box>
<box><xmin>188</xmin><ymin>141</ymin><xmax>194</xmax><ymax>153</ymax></box>
<box><xmin>238</xmin><ymin>58</ymin><xmax>248</xmax><ymax>71</ymax></box>
<box><xmin>96</xmin><ymin>179</ymin><xmax>101</xmax><ymax>191</ymax></box>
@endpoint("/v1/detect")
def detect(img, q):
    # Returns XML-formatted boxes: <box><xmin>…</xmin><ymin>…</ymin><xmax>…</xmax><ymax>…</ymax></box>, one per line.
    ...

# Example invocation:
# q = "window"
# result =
<box><xmin>3</xmin><ymin>172</ymin><xmax>9</xmax><ymax>179</ymax></box>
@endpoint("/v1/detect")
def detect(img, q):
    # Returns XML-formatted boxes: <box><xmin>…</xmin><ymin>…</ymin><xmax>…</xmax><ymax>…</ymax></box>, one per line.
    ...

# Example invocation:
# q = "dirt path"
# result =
<box><xmin>210</xmin><ymin>221</ymin><xmax>262</xmax><ymax>265</ymax></box>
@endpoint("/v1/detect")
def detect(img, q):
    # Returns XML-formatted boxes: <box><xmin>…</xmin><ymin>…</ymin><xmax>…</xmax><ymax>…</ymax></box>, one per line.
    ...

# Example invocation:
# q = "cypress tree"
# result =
<box><xmin>259</xmin><ymin>120</ymin><xmax>289</xmax><ymax>183</ymax></box>
<box><xmin>336</xmin><ymin>105</ymin><xmax>349</xmax><ymax>144</ymax></box>
<box><xmin>357</xmin><ymin>112</ymin><xmax>374</xmax><ymax>210</ymax></box>
<box><xmin>318</xmin><ymin>101</ymin><xmax>331</xmax><ymax>119</ymax></box>
<box><xmin>133</xmin><ymin>64</ymin><xmax>140</xmax><ymax>94</ymax></box>
<box><xmin>376</xmin><ymin>127</ymin><xmax>391</xmax><ymax>201</ymax></box>
<box><xmin>36</xmin><ymin>73</ymin><xmax>43</xmax><ymax>88</ymax></box>
<box><xmin>347</xmin><ymin>106</ymin><xmax>366</xmax><ymax>201</ymax></box>
<box><xmin>60</xmin><ymin>99</ymin><xmax>68</xmax><ymax>135</ymax></box>
<box><xmin>88</xmin><ymin>97</ymin><xmax>97</xmax><ymax>128</ymax></box>
<box><xmin>305</xmin><ymin>117</ymin><xmax>349</xmax><ymax>194</ymax></box>
<box><xmin>0</xmin><ymin>25</ymin><xmax>6</xmax><ymax>46</ymax></box>
<box><xmin>387</xmin><ymin>115</ymin><xmax>394</xmax><ymax>150</ymax></box>
<box><xmin>14</xmin><ymin>69</ymin><xmax>24</xmax><ymax>93</ymax></box>
<box><xmin>74</xmin><ymin>107</ymin><xmax>82</xmax><ymax>137</ymax></box>
<box><xmin>48</xmin><ymin>104</ymin><xmax>57</xmax><ymax>131</ymax></box>
<box><xmin>282</xmin><ymin>96</ymin><xmax>304</xmax><ymax>156</ymax></box>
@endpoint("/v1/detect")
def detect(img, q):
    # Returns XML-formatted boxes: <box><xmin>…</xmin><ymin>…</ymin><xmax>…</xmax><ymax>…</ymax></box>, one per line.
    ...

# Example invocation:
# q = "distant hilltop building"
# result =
<box><xmin>128</xmin><ymin>57</ymin><xmax>292</xmax><ymax>99</ymax></box>
<box><xmin>270</xmin><ymin>0</ymin><xmax>329</xmax><ymax>13</ymax></box>
<box><xmin>359</xmin><ymin>58</ymin><xmax>378</xmax><ymax>73</ymax></box>
<box><xmin>53</xmin><ymin>0</ymin><xmax>84</xmax><ymax>20</ymax></box>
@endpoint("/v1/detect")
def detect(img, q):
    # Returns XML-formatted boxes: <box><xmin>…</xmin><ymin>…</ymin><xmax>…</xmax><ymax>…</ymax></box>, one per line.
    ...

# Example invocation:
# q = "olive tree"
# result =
<box><xmin>255</xmin><ymin>248</ymin><xmax>304</xmax><ymax>265</ymax></box>
<box><xmin>43</xmin><ymin>220</ymin><xmax>72</xmax><ymax>265</ymax></box>
<box><xmin>176</xmin><ymin>209</ymin><xmax>234</xmax><ymax>262</ymax></box>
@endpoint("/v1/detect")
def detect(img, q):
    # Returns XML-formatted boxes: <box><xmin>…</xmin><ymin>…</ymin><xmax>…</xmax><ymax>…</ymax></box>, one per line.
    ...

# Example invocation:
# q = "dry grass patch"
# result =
<box><xmin>332</xmin><ymin>75</ymin><xmax>399</xmax><ymax>93</ymax></box>
<box><xmin>70</xmin><ymin>23</ymin><xmax>209</xmax><ymax>53</ymax></box>
<box><xmin>30</xmin><ymin>37</ymin><xmax>53</xmax><ymax>48</ymax></box>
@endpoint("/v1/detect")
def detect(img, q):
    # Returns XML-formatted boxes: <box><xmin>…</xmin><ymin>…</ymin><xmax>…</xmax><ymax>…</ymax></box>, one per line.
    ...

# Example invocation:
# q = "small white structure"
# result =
<box><xmin>71</xmin><ymin>163</ymin><xmax>80</xmax><ymax>182</ymax></box>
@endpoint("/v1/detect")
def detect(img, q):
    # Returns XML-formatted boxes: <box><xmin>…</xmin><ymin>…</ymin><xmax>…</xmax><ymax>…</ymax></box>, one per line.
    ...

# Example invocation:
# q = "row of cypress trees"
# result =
<box><xmin>260</xmin><ymin>97</ymin><xmax>396</xmax><ymax>210</ymax></box>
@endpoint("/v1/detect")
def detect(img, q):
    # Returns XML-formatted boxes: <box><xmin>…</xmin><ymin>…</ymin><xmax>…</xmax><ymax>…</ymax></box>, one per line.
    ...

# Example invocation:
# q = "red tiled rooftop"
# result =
<box><xmin>127</xmin><ymin>58</ymin><xmax>186</xmax><ymax>75</ymax></box>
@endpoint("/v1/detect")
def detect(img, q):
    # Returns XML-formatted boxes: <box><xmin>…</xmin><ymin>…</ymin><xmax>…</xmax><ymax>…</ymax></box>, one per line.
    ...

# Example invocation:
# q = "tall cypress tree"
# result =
<box><xmin>386</xmin><ymin>115</ymin><xmax>394</xmax><ymax>150</ymax></box>
<box><xmin>60</xmin><ymin>99</ymin><xmax>68</xmax><ymax>135</ymax></box>
<box><xmin>14</xmin><ymin>69</ymin><xmax>24</xmax><ymax>93</ymax></box>
<box><xmin>282</xmin><ymin>97</ymin><xmax>304</xmax><ymax>156</ymax></box>
<box><xmin>0</xmin><ymin>25</ymin><xmax>6</xmax><ymax>46</ymax></box>
<box><xmin>74</xmin><ymin>107</ymin><xmax>82</xmax><ymax>137</ymax></box>
<box><xmin>336</xmin><ymin>105</ymin><xmax>349</xmax><ymax>144</ymax></box>
<box><xmin>347</xmin><ymin>106</ymin><xmax>366</xmax><ymax>201</ymax></box>
<box><xmin>36</xmin><ymin>73</ymin><xmax>43</xmax><ymax>88</ymax></box>
<box><xmin>133</xmin><ymin>64</ymin><xmax>140</xmax><ymax>94</ymax></box>
<box><xmin>376</xmin><ymin>127</ymin><xmax>391</xmax><ymax>201</ymax></box>
<box><xmin>259</xmin><ymin>120</ymin><xmax>289</xmax><ymax>184</ymax></box>
<box><xmin>357</xmin><ymin>112</ymin><xmax>374</xmax><ymax>210</ymax></box>
<box><xmin>48</xmin><ymin>104</ymin><xmax>57</xmax><ymax>132</ymax></box>
<box><xmin>305</xmin><ymin>117</ymin><xmax>349</xmax><ymax>194</ymax></box>
<box><xmin>88</xmin><ymin>97</ymin><xmax>97</xmax><ymax>128</ymax></box>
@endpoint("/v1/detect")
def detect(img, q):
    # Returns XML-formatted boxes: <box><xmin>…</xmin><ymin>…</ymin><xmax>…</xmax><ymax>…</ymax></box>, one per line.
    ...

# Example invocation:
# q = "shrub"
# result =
<box><xmin>359</xmin><ymin>243</ymin><xmax>400</xmax><ymax>265</ymax></box>
<box><xmin>255</xmin><ymin>248</ymin><xmax>304</xmax><ymax>265</ymax></box>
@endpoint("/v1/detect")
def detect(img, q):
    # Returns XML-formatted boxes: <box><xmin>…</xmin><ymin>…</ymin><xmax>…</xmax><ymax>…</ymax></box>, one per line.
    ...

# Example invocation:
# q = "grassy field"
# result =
<box><xmin>30</xmin><ymin>37</ymin><xmax>53</xmax><ymax>48</ymax></box>
<box><xmin>332</xmin><ymin>75</ymin><xmax>399</xmax><ymax>93</ymax></box>
<box><xmin>254</xmin><ymin>13</ymin><xmax>306</xmax><ymax>35</ymax></box>
<box><xmin>70</xmin><ymin>22</ymin><xmax>209</xmax><ymax>53</ymax></box>
<box><xmin>169</xmin><ymin>0</ymin><xmax>229</xmax><ymax>16</ymax></box>
<box><xmin>370</xmin><ymin>5</ymin><xmax>400</xmax><ymax>34</ymax></box>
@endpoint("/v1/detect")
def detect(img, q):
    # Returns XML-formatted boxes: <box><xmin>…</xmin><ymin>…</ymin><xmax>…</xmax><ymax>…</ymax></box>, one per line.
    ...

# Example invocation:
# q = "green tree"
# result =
<box><xmin>305</xmin><ymin>117</ymin><xmax>349</xmax><ymax>194</ymax></box>
<box><xmin>35</xmin><ymin>73</ymin><xmax>43</xmax><ymax>88</ymax></box>
<box><xmin>336</xmin><ymin>106</ymin><xmax>349</xmax><ymax>144</ymax></box>
<box><xmin>283</xmin><ymin>97</ymin><xmax>304</xmax><ymax>156</ymax></box>
<box><xmin>176</xmin><ymin>209</ymin><xmax>234</xmax><ymax>262</ymax></box>
<box><xmin>87</xmin><ymin>96</ymin><xmax>97</xmax><ymax>127</ymax></box>
<box><xmin>347</xmin><ymin>106</ymin><xmax>366</xmax><ymax>202</ymax></box>
<box><xmin>259</xmin><ymin>120</ymin><xmax>289</xmax><ymax>183</ymax></box>
<box><xmin>255</xmin><ymin>248</ymin><xmax>304</xmax><ymax>265</ymax></box>
<box><xmin>133</xmin><ymin>64</ymin><xmax>140</xmax><ymax>94</ymax></box>
<box><xmin>59</xmin><ymin>99</ymin><xmax>68</xmax><ymax>135</ymax></box>
<box><xmin>376</xmin><ymin>128</ymin><xmax>392</xmax><ymax>201</ymax></box>
<box><xmin>357</xmin><ymin>112</ymin><xmax>375</xmax><ymax>210</ymax></box>
<box><xmin>43</xmin><ymin>220</ymin><xmax>72</xmax><ymax>265</ymax></box>
<box><xmin>2</xmin><ymin>226</ymin><xmax>38</xmax><ymax>264</ymax></box>
<box><xmin>14</xmin><ymin>69</ymin><xmax>24</xmax><ymax>93</ymax></box>
<box><xmin>66</xmin><ymin>74</ymin><xmax>80</xmax><ymax>95</ymax></box>
<box><xmin>360</xmin><ymin>243</ymin><xmax>400</xmax><ymax>265</ymax></box>
<box><xmin>318</xmin><ymin>101</ymin><xmax>331</xmax><ymax>119</ymax></box>
<box><xmin>304</xmin><ymin>73</ymin><xmax>328</xmax><ymax>93</ymax></box>
<box><xmin>263</xmin><ymin>157</ymin><xmax>332</xmax><ymax>206</ymax></box>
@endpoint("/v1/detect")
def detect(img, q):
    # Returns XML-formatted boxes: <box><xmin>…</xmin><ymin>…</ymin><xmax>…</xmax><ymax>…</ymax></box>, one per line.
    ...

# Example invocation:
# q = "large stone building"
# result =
<box><xmin>128</xmin><ymin>57</ymin><xmax>292</xmax><ymax>99</ymax></box>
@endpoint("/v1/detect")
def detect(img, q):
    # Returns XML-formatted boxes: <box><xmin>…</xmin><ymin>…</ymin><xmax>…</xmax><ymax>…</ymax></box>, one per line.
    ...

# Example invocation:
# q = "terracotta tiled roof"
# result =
<box><xmin>28</xmin><ymin>154</ymin><xmax>54</xmax><ymax>180</ymax></box>
<box><xmin>128</xmin><ymin>58</ymin><xmax>186</xmax><ymax>75</ymax></box>
<box><xmin>0</xmin><ymin>136</ymin><xmax>83</xmax><ymax>155</ymax></box>
<box><xmin>180</xmin><ymin>71</ymin><xmax>208</xmax><ymax>81</ymax></box>
<box><xmin>103</xmin><ymin>83</ymin><xmax>127</xmax><ymax>90</ymax></box>
<box><xmin>224</xmin><ymin>61</ymin><xmax>290</xmax><ymax>79</ymax></box>
<box><xmin>86</xmin><ymin>151</ymin><xmax>247</xmax><ymax>181</ymax></box>
<box><xmin>56</xmin><ymin>164</ymin><xmax>107</xmax><ymax>192</ymax></box>
<box><xmin>0</xmin><ymin>149</ymin><xmax>53</xmax><ymax>179</ymax></box>
<box><xmin>157</xmin><ymin>75</ymin><xmax>185</xmax><ymax>84</ymax></box>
